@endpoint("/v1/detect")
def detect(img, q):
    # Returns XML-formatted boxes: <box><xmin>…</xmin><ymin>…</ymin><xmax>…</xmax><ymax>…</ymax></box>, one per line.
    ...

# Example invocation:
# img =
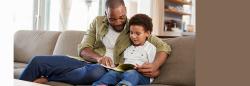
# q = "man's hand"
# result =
<box><xmin>137</xmin><ymin>62</ymin><xmax>160</xmax><ymax>78</ymax></box>
<box><xmin>97</xmin><ymin>56</ymin><xmax>114</xmax><ymax>67</ymax></box>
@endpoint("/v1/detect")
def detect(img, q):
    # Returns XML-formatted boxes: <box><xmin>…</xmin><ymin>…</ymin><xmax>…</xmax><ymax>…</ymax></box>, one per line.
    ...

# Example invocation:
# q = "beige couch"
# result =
<box><xmin>14</xmin><ymin>30</ymin><xmax>195</xmax><ymax>86</ymax></box>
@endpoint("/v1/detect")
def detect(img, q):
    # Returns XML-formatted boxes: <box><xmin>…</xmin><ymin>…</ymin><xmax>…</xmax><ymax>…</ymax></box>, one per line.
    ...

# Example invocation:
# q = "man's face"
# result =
<box><xmin>106</xmin><ymin>5</ymin><xmax>127</xmax><ymax>32</ymax></box>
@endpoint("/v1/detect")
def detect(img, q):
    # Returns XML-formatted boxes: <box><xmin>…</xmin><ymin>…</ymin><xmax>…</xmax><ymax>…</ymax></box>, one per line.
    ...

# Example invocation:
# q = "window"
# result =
<box><xmin>49</xmin><ymin>0</ymin><xmax>101</xmax><ymax>31</ymax></box>
<box><xmin>124</xmin><ymin>0</ymin><xmax>138</xmax><ymax>18</ymax></box>
<box><xmin>67</xmin><ymin>0</ymin><xmax>100</xmax><ymax>31</ymax></box>
<box><xmin>13</xmin><ymin>0</ymin><xmax>33</xmax><ymax>30</ymax></box>
<box><xmin>49</xmin><ymin>0</ymin><xmax>60</xmax><ymax>31</ymax></box>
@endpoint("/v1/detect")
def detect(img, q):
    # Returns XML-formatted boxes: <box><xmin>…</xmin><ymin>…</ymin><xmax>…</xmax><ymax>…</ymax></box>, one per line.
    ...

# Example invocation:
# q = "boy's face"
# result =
<box><xmin>129</xmin><ymin>25</ymin><xmax>150</xmax><ymax>46</ymax></box>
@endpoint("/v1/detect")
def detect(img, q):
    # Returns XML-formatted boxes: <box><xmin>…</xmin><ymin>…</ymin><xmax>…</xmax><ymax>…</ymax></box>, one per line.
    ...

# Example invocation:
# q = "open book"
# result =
<box><xmin>101</xmin><ymin>64</ymin><xmax>135</xmax><ymax>72</ymax></box>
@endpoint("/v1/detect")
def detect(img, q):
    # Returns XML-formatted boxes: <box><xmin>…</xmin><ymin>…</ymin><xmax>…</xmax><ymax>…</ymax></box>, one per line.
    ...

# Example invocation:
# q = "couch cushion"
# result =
<box><xmin>14</xmin><ymin>68</ymin><xmax>25</xmax><ymax>79</ymax></box>
<box><xmin>53</xmin><ymin>31</ymin><xmax>86</xmax><ymax>56</ymax></box>
<box><xmin>152</xmin><ymin>36</ymin><xmax>195</xmax><ymax>86</ymax></box>
<box><xmin>14</xmin><ymin>62</ymin><xmax>27</xmax><ymax>79</ymax></box>
<box><xmin>14</xmin><ymin>62</ymin><xmax>27</xmax><ymax>69</ymax></box>
<box><xmin>140</xmin><ymin>84</ymin><xmax>175</xmax><ymax>86</ymax></box>
<box><xmin>14</xmin><ymin>30</ymin><xmax>61</xmax><ymax>63</ymax></box>
<box><xmin>46</xmin><ymin>81</ymin><xmax>74</xmax><ymax>86</ymax></box>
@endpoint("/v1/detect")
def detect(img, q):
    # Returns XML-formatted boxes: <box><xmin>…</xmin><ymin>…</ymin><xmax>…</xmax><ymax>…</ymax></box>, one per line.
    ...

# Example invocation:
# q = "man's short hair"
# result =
<box><xmin>129</xmin><ymin>14</ymin><xmax>153</xmax><ymax>33</ymax></box>
<box><xmin>105</xmin><ymin>0</ymin><xmax>125</xmax><ymax>9</ymax></box>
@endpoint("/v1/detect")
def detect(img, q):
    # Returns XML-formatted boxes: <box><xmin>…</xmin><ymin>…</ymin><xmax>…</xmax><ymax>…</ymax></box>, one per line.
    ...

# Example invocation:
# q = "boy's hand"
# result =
<box><xmin>97</xmin><ymin>56</ymin><xmax>114</xmax><ymax>67</ymax></box>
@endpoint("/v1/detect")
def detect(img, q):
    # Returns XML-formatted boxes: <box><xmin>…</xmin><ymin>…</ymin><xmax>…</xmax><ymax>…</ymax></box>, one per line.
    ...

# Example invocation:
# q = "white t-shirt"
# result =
<box><xmin>102</xmin><ymin>25</ymin><xmax>120</xmax><ymax>64</ymax></box>
<box><xmin>123</xmin><ymin>41</ymin><xmax>156</xmax><ymax>83</ymax></box>
<box><xmin>124</xmin><ymin>41</ymin><xmax>156</xmax><ymax>65</ymax></box>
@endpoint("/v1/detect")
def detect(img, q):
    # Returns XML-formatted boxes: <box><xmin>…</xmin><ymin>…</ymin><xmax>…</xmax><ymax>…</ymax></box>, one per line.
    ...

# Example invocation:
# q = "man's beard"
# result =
<box><xmin>111</xmin><ymin>24</ymin><xmax>125</xmax><ymax>32</ymax></box>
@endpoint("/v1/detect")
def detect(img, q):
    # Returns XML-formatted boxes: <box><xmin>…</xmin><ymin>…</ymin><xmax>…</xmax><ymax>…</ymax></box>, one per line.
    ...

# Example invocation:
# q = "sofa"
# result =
<box><xmin>14</xmin><ymin>30</ymin><xmax>195</xmax><ymax>86</ymax></box>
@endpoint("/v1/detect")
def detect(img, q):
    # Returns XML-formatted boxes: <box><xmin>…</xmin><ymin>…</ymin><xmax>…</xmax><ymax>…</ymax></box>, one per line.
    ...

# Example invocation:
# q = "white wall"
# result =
<box><xmin>137</xmin><ymin>0</ymin><xmax>152</xmax><ymax>16</ymax></box>
<box><xmin>125</xmin><ymin>0</ymin><xmax>138</xmax><ymax>18</ymax></box>
<box><xmin>151</xmin><ymin>0</ymin><xmax>165</xmax><ymax>35</ymax></box>
<box><xmin>191</xmin><ymin>0</ymin><xmax>196</xmax><ymax>26</ymax></box>
<box><xmin>125</xmin><ymin>0</ymin><xmax>164</xmax><ymax>35</ymax></box>
<box><xmin>0</xmin><ymin>0</ymin><xmax>14</xmax><ymax>85</ymax></box>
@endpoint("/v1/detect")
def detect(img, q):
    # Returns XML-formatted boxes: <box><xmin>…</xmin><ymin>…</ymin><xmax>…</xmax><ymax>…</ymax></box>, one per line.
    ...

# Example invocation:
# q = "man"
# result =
<box><xmin>79</xmin><ymin>0</ymin><xmax>171</xmax><ymax>82</ymax></box>
<box><xmin>19</xmin><ymin>0</ymin><xmax>171</xmax><ymax>85</ymax></box>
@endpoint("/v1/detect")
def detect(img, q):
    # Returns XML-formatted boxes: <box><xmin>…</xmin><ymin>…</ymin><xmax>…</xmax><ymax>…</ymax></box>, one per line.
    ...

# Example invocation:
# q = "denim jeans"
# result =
<box><xmin>19</xmin><ymin>55</ymin><xmax>107</xmax><ymax>85</ymax></box>
<box><xmin>92</xmin><ymin>70</ymin><xmax>150</xmax><ymax>86</ymax></box>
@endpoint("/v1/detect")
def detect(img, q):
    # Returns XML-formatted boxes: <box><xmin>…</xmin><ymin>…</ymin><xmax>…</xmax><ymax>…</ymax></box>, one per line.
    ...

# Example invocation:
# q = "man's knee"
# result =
<box><xmin>29</xmin><ymin>56</ymin><xmax>46</xmax><ymax>64</ymax></box>
<box><xmin>89</xmin><ymin>64</ymin><xmax>106</xmax><ymax>74</ymax></box>
<box><xmin>69</xmin><ymin>64</ymin><xmax>107</xmax><ymax>84</ymax></box>
<box><xmin>87</xmin><ymin>64</ymin><xmax>106</xmax><ymax>79</ymax></box>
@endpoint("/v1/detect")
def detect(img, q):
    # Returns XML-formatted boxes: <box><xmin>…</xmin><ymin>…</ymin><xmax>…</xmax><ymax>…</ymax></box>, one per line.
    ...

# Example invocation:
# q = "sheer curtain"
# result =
<box><xmin>67</xmin><ymin>0</ymin><xmax>100</xmax><ymax>31</ymax></box>
<box><xmin>49</xmin><ymin>0</ymin><xmax>101</xmax><ymax>31</ymax></box>
<box><xmin>59</xmin><ymin>0</ymin><xmax>72</xmax><ymax>31</ymax></box>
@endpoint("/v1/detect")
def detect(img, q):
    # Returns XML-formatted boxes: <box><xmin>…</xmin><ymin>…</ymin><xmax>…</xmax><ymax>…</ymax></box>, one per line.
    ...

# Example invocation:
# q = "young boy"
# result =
<box><xmin>92</xmin><ymin>14</ymin><xmax>157</xmax><ymax>86</ymax></box>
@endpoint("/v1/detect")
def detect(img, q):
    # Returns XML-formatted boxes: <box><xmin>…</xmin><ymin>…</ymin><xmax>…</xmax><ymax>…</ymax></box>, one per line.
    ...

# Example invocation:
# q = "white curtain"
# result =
<box><xmin>59</xmin><ymin>0</ymin><xmax>72</xmax><ymax>31</ymax></box>
<box><xmin>34</xmin><ymin>0</ymin><xmax>102</xmax><ymax>31</ymax></box>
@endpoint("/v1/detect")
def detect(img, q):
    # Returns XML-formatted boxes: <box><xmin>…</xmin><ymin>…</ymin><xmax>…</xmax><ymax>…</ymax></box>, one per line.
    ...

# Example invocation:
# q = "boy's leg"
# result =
<box><xmin>92</xmin><ymin>70</ymin><xmax>122</xmax><ymax>86</ymax></box>
<box><xmin>19</xmin><ymin>55</ymin><xmax>106</xmax><ymax>85</ymax></box>
<box><xmin>118</xmin><ymin>70</ymin><xmax>150</xmax><ymax>86</ymax></box>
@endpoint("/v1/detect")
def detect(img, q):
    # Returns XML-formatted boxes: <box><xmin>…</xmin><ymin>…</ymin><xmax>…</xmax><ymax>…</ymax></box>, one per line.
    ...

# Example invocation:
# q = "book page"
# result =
<box><xmin>101</xmin><ymin>64</ymin><xmax>135</xmax><ymax>72</ymax></box>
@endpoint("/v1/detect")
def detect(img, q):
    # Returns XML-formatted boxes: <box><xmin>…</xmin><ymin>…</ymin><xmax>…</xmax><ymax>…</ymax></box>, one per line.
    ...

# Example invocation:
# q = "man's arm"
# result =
<box><xmin>78</xmin><ymin>16</ymin><xmax>113</xmax><ymax>66</ymax></box>
<box><xmin>78</xmin><ymin>17</ymin><xmax>99</xmax><ymax>62</ymax></box>
<box><xmin>137</xmin><ymin>52</ymin><xmax>168</xmax><ymax>77</ymax></box>
<box><xmin>137</xmin><ymin>36</ymin><xmax>171</xmax><ymax>78</ymax></box>
<box><xmin>153</xmin><ymin>52</ymin><xmax>168</xmax><ymax>71</ymax></box>
<box><xmin>80</xmin><ymin>48</ymin><xmax>113</xmax><ymax>67</ymax></box>
<box><xmin>80</xmin><ymin>48</ymin><xmax>101</xmax><ymax>62</ymax></box>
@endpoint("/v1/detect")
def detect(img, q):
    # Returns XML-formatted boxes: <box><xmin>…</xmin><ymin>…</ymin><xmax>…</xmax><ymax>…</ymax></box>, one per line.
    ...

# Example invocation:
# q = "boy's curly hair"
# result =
<box><xmin>129</xmin><ymin>14</ymin><xmax>153</xmax><ymax>33</ymax></box>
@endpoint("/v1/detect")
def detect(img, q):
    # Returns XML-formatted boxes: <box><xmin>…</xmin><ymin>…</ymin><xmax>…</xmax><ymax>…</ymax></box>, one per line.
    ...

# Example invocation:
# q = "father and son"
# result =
<box><xmin>19</xmin><ymin>0</ymin><xmax>171</xmax><ymax>86</ymax></box>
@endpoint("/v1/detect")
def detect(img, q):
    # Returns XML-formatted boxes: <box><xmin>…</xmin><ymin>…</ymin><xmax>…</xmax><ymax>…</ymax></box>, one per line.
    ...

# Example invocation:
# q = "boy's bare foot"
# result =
<box><xmin>33</xmin><ymin>77</ymin><xmax>48</xmax><ymax>84</ymax></box>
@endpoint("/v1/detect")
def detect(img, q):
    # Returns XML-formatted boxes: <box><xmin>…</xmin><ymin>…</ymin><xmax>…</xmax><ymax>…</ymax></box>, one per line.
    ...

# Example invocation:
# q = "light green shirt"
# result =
<box><xmin>73</xmin><ymin>16</ymin><xmax>171</xmax><ymax>65</ymax></box>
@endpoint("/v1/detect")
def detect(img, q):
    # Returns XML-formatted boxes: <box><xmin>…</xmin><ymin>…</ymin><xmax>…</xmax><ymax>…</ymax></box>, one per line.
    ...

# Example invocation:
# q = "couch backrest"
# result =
<box><xmin>52</xmin><ymin>31</ymin><xmax>86</xmax><ymax>56</ymax></box>
<box><xmin>152</xmin><ymin>36</ymin><xmax>195</xmax><ymax>86</ymax></box>
<box><xmin>14</xmin><ymin>30</ymin><xmax>61</xmax><ymax>63</ymax></box>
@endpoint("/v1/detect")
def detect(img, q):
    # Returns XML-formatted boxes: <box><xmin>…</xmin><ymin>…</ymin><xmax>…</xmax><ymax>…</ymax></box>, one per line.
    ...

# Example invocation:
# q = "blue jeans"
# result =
<box><xmin>19</xmin><ymin>55</ymin><xmax>107</xmax><ymax>85</ymax></box>
<box><xmin>92</xmin><ymin>70</ymin><xmax>150</xmax><ymax>86</ymax></box>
